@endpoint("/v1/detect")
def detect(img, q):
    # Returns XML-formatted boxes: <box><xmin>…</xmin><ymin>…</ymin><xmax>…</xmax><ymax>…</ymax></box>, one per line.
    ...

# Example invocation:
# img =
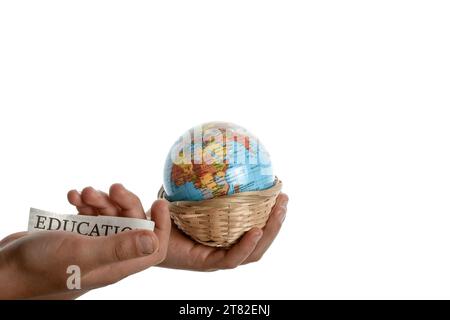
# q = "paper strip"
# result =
<box><xmin>28</xmin><ymin>208</ymin><xmax>154</xmax><ymax>236</ymax></box>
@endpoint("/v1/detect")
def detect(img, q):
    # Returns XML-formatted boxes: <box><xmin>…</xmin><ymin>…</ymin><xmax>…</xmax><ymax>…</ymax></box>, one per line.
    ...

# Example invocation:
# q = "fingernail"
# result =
<box><xmin>138</xmin><ymin>234</ymin><xmax>154</xmax><ymax>255</ymax></box>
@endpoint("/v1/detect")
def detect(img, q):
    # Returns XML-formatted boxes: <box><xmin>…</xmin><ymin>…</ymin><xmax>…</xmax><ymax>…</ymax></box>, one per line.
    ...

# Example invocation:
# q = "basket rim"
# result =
<box><xmin>158</xmin><ymin>177</ymin><xmax>282</xmax><ymax>205</ymax></box>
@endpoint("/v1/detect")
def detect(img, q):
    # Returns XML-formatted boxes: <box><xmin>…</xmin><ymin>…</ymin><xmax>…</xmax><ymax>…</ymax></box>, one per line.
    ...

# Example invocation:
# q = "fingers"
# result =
<box><xmin>79</xmin><ymin>196</ymin><xmax>171</xmax><ymax>264</ymax></box>
<box><xmin>205</xmin><ymin>229</ymin><xmax>262</xmax><ymax>270</ymax></box>
<box><xmin>92</xmin><ymin>203</ymin><xmax>172</xmax><ymax>285</ymax></box>
<box><xmin>0</xmin><ymin>231</ymin><xmax>28</xmax><ymax>249</ymax></box>
<box><xmin>67</xmin><ymin>189</ymin><xmax>97</xmax><ymax>215</ymax></box>
<box><xmin>148</xmin><ymin>200</ymin><xmax>172</xmax><ymax>256</ymax></box>
<box><xmin>222</xmin><ymin>229</ymin><xmax>263</xmax><ymax>269</ymax></box>
<box><xmin>49</xmin><ymin>229</ymin><xmax>166</xmax><ymax>290</ymax></box>
<box><xmin>82</xmin><ymin>229</ymin><xmax>160</xmax><ymax>267</ymax></box>
<box><xmin>81</xmin><ymin>201</ymin><xmax>172</xmax><ymax>288</ymax></box>
<box><xmin>109</xmin><ymin>184</ymin><xmax>146</xmax><ymax>219</ymax></box>
<box><xmin>243</xmin><ymin>193</ymin><xmax>288</xmax><ymax>264</ymax></box>
<box><xmin>67</xmin><ymin>184</ymin><xmax>145</xmax><ymax>218</ymax></box>
<box><xmin>79</xmin><ymin>198</ymin><xmax>171</xmax><ymax>265</ymax></box>
<box><xmin>80</xmin><ymin>187</ymin><xmax>120</xmax><ymax>216</ymax></box>
<box><xmin>204</xmin><ymin>193</ymin><xmax>288</xmax><ymax>270</ymax></box>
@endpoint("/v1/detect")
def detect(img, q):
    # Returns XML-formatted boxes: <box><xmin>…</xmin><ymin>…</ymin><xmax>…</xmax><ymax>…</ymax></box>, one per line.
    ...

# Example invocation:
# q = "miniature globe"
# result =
<box><xmin>163</xmin><ymin>122</ymin><xmax>275</xmax><ymax>201</ymax></box>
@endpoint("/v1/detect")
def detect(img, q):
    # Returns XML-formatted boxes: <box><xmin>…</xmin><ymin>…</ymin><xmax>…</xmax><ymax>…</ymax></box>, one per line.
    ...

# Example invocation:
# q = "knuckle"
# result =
<box><xmin>114</xmin><ymin>239</ymin><xmax>130</xmax><ymax>261</ymax></box>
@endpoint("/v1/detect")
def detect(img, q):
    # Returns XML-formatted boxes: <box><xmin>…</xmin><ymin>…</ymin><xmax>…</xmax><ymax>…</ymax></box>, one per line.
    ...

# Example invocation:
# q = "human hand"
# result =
<box><xmin>159</xmin><ymin>193</ymin><xmax>289</xmax><ymax>271</ymax></box>
<box><xmin>69</xmin><ymin>186</ymin><xmax>288</xmax><ymax>272</ymax></box>
<box><xmin>0</xmin><ymin>184</ymin><xmax>170</xmax><ymax>300</ymax></box>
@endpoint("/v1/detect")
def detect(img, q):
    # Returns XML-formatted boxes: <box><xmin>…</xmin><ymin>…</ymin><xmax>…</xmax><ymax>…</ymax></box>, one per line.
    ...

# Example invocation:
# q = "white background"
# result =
<box><xmin>1</xmin><ymin>1</ymin><xmax>449</xmax><ymax>299</ymax></box>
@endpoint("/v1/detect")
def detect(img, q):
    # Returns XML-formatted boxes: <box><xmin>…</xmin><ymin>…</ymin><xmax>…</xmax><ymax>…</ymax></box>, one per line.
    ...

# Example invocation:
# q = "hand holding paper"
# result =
<box><xmin>0</xmin><ymin>183</ymin><xmax>287</xmax><ymax>299</ymax></box>
<box><xmin>0</xmin><ymin>184</ymin><xmax>170</xmax><ymax>299</ymax></box>
<box><xmin>70</xmin><ymin>184</ymin><xmax>289</xmax><ymax>272</ymax></box>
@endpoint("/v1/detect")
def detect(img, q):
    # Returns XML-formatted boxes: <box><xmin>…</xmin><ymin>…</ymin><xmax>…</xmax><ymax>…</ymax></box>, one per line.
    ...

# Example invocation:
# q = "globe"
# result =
<box><xmin>163</xmin><ymin>122</ymin><xmax>275</xmax><ymax>201</ymax></box>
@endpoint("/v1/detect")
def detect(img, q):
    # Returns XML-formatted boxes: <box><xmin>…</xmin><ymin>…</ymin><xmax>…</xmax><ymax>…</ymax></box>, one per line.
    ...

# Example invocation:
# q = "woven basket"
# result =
<box><xmin>158</xmin><ymin>178</ymin><xmax>282</xmax><ymax>248</ymax></box>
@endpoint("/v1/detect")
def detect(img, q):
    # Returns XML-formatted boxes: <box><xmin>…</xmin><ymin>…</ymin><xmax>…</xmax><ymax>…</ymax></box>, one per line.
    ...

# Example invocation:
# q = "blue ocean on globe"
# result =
<box><xmin>163</xmin><ymin>122</ymin><xmax>275</xmax><ymax>202</ymax></box>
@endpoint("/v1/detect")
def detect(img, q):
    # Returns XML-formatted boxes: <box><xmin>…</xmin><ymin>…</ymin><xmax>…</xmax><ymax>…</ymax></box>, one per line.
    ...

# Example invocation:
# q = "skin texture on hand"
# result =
<box><xmin>68</xmin><ymin>184</ymin><xmax>289</xmax><ymax>272</ymax></box>
<box><xmin>0</xmin><ymin>184</ymin><xmax>171</xmax><ymax>300</ymax></box>
<box><xmin>0</xmin><ymin>183</ymin><xmax>287</xmax><ymax>299</ymax></box>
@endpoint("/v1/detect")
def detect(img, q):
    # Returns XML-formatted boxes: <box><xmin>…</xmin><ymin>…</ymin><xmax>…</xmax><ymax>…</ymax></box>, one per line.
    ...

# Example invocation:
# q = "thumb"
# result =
<box><xmin>82</xmin><ymin>229</ymin><xmax>160</xmax><ymax>267</ymax></box>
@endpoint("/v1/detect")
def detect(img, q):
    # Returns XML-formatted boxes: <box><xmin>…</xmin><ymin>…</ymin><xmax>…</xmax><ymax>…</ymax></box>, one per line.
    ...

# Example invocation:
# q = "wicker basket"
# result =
<box><xmin>158</xmin><ymin>178</ymin><xmax>282</xmax><ymax>248</ymax></box>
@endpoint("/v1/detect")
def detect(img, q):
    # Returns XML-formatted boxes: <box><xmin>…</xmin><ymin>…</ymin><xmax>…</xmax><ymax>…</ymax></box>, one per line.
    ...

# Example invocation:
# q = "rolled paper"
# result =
<box><xmin>28</xmin><ymin>208</ymin><xmax>154</xmax><ymax>236</ymax></box>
